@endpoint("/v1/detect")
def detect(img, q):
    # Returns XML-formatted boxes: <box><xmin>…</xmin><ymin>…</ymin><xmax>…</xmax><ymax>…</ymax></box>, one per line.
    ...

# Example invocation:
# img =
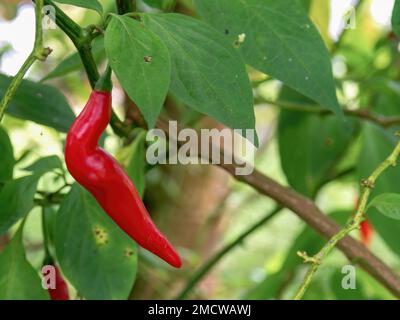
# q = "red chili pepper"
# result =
<box><xmin>46</xmin><ymin>265</ymin><xmax>69</xmax><ymax>300</ymax></box>
<box><xmin>360</xmin><ymin>220</ymin><xmax>373</xmax><ymax>247</ymax></box>
<box><xmin>65</xmin><ymin>68</ymin><xmax>181</xmax><ymax>268</ymax></box>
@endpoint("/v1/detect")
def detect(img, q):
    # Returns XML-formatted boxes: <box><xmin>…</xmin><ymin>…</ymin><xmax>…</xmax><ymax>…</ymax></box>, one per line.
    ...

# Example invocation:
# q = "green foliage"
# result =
<box><xmin>53</xmin><ymin>0</ymin><xmax>103</xmax><ymax>14</ymax></box>
<box><xmin>42</xmin><ymin>38</ymin><xmax>105</xmax><ymax>81</ymax></box>
<box><xmin>54</xmin><ymin>185</ymin><xmax>138</xmax><ymax>300</ymax></box>
<box><xmin>23</xmin><ymin>156</ymin><xmax>63</xmax><ymax>173</ymax></box>
<box><xmin>278</xmin><ymin>88</ymin><xmax>357</xmax><ymax>197</ymax></box>
<box><xmin>143</xmin><ymin>0</ymin><xmax>176</xmax><ymax>11</ymax></box>
<box><xmin>105</xmin><ymin>15</ymin><xmax>171</xmax><ymax>128</ymax></box>
<box><xmin>126</xmin><ymin>130</ymin><xmax>147</xmax><ymax>197</ymax></box>
<box><xmin>368</xmin><ymin>193</ymin><xmax>400</xmax><ymax>220</ymax></box>
<box><xmin>194</xmin><ymin>0</ymin><xmax>341</xmax><ymax>116</ymax></box>
<box><xmin>358</xmin><ymin>124</ymin><xmax>400</xmax><ymax>255</ymax></box>
<box><xmin>141</xmin><ymin>13</ymin><xmax>256</xmax><ymax>140</ymax></box>
<box><xmin>0</xmin><ymin>224</ymin><xmax>49</xmax><ymax>300</ymax></box>
<box><xmin>0</xmin><ymin>74</ymin><xmax>75</xmax><ymax>132</ymax></box>
<box><xmin>0</xmin><ymin>126</ymin><xmax>14</xmax><ymax>182</ymax></box>
<box><xmin>392</xmin><ymin>0</ymin><xmax>400</xmax><ymax>37</ymax></box>
<box><xmin>0</xmin><ymin>175</ymin><xmax>43</xmax><ymax>235</ymax></box>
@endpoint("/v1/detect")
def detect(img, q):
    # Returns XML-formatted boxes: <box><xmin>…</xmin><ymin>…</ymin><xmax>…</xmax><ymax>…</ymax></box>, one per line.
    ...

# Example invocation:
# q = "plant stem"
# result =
<box><xmin>293</xmin><ymin>134</ymin><xmax>400</xmax><ymax>300</ymax></box>
<box><xmin>0</xmin><ymin>0</ymin><xmax>51</xmax><ymax>122</ymax></box>
<box><xmin>44</xmin><ymin>0</ymin><xmax>129</xmax><ymax>136</ymax></box>
<box><xmin>259</xmin><ymin>97</ymin><xmax>400</xmax><ymax>128</ymax></box>
<box><xmin>175</xmin><ymin>206</ymin><xmax>281</xmax><ymax>300</ymax></box>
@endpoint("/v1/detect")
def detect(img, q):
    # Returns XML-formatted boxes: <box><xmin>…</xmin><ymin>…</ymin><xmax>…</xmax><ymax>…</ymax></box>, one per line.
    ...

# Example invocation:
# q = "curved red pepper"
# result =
<box><xmin>47</xmin><ymin>265</ymin><xmax>69</xmax><ymax>300</ymax></box>
<box><xmin>65</xmin><ymin>70</ymin><xmax>181</xmax><ymax>268</ymax></box>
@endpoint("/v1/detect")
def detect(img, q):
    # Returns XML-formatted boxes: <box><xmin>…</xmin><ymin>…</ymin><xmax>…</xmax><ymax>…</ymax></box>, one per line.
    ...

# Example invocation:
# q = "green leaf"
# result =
<box><xmin>278</xmin><ymin>88</ymin><xmax>357</xmax><ymax>197</ymax></box>
<box><xmin>53</xmin><ymin>0</ymin><xmax>103</xmax><ymax>14</ymax></box>
<box><xmin>0</xmin><ymin>224</ymin><xmax>49</xmax><ymax>300</ymax></box>
<box><xmin>23</xmin><ymin>156</ymin><xmax>63</xmax><ymax>173</ymax></box>
<box><xmin>142</xmin><ymin>13</ymin><xmax>256</xmax><ymax>139</ymax></box>
<box><xmin>42</xmin><ymin>38</ymin><xmax>105</xmax><ymax>81</ymax></box>
<box><xmin>0</xmin><ymin>126</ymin><xmax>14</xmax><ymax>182</ymax></box>
<box><xmin>143</xmin><ymin>0</ymin><xmax>176</xmax><ymax>11</ymax></box>
<box><xmin>55</xmin><ymin>185</ymin><xmax>137</xmax><ymax>300</ymax></box>
<box><xmin>357</xmin><ymin>124</ymin><xmax>400</xmax><ymax>255</ymax></box>
<box><xmin>105</xmin><ymin>15</ymin><xmax>171</xmax><ymax>128</ymax></box>
<box><xmin>0</xmin><ymin>175</ymin><xmax>42</xmax><ymax>235</ymax></box>
<box><xmin>0</xmin><ymin>74</ymin><xmax>75</xmax><ymax>132</ymax></box>
<box><xmin>194</xmin><ymin>0</ymin><xmax>341</xmax><ymax>116</ymax></box>
<box><xmin>126</xmin><ymin>130</ymin><xmax>147</xmax><ymax>197</ymax></box>
<box><xmin>392</xmin><ymin>0</ymin><xmax>400</xmax><ymax>37</ymax></box>
<box><xmin>368</xmin><ymin>193</ymin><xmax>400</xmax><ymax>220</ymax></box>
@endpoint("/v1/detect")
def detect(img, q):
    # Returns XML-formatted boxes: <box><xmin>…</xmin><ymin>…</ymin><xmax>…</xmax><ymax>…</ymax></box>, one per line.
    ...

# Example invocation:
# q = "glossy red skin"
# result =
<box><xmin>65</xmin><ymin>90</ymin><xmax>181</xmax><ymax>268</ymax></box>
<box><xmin>48</xmin><ymin>265</ymin><xmax>69</xmax><ymax>300</ymax></box>
<box><xmin>360</xmin><ymin>220</ymin><xmax>373</xmax><ymax>247</ymax></box>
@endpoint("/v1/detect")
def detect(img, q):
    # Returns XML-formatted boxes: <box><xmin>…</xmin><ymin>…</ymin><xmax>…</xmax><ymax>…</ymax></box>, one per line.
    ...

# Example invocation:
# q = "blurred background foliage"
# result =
<box><xmin>0</xmin><ymin>0</ymin><xmax>399</xmax><ymax>300</ymax></box>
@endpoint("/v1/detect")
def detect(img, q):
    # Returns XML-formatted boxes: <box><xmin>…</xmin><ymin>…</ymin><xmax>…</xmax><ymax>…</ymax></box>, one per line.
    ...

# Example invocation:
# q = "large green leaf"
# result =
<box><xmin>357</xmin><ymin>124</ymin><xmax>400</xmax><ymax>255</ymax></box>
<box><xmin>23</xmin><ymin>155</ymin><xmax>63</xmax><ymax>173</ymax></box>
<box><xmin>0</xmin><ymin>74</ymin><xmax>75</xmax><ymax>132</ymax></box>
<box><xmin>142</xmin><ymin>13</ymin><xmax>256</xmax><ymax>137</ymax></box>
<box><xmin>143</xmin><ymin>0</ymin><xmax>176</xmax><ymax>11</ymax></box>
<box><xmin>194</xmin><ymin>0</ymin><xmax>341</xmax><ymax>116</ymax></box>
<box><xmin>53</xmin><ymin>0</ymin><xmax>103</xmax><ymax>14</ymax></box>
<box><xmin>0</xmin><ymin>126</ymin><xmax>14</xmax><ymax>182</ymax></box>
<box><xmin>105</xmin><ymin>15</ymin><xmax>171</xmax><ymax>128</ymax></box>
<box><xmin>42</xmin><ymin>38</ymin><xmax>105</xmax><ymax>81</ymax></box>
<box><xmin>278</xmin><ymin>88</ymin><xmax>357</xmax><ymax>197</ymax></box>
<box><xmin>54</xmin><ymin>185</ymin><xmax>137</xmax><ymax>300</ymax></box>
<box><xmin>0</xmin><ymin>224</ymin><xmax>49</xmax><ymax>300</ymax></box>
<box><xmin>392</xmin><ymin>0</ymin><xmax>400</xmax><ymax>37</ymax></box>
<box><xmin>0</xmin><ymin>174</ymin><xmax>42</xmax><ymax>235</ymax></box>
<box><xmin>368</xmin><ymin>193</ymin><xmax>400</xmax><ymax>220</ymax></box>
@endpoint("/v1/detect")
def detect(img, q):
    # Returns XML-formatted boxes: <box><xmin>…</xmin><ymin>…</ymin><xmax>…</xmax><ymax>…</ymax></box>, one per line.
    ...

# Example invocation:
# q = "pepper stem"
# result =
<box><xmin>95</xmin><ymin>65</ymin><xmax>112</xmax><ymax>92</ymax></box>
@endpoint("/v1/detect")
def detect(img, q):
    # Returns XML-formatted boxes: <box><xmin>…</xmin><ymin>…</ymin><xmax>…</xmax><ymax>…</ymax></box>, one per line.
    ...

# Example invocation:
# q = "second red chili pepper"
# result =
<box><xmin>65</xmin><ymin>68</ymin><xmax>182</xmax><ymax>268</ymax></box>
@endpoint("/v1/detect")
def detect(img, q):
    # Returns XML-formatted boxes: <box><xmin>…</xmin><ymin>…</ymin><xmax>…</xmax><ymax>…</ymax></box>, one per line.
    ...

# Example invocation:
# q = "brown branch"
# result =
<box><xmin>259</xmin><ymin>98</ymin><xmax>400</xmax><ymax>128</ymax></box>
<box><xmin>156</xmin><ymin>117</ymin><xmax>400</xmax><ymax>299</ymax></box>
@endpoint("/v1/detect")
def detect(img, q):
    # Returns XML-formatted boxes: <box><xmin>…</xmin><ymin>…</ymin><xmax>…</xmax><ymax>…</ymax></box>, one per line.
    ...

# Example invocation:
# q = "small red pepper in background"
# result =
<box><xmin>65</xmin><ymin>68</ymin><xmax>181</xmax><ymax>268</ymax></box>
<box><xmin>47</xmin><ymin>265</ymin><xmax>69</xmax><ymax>300</ymax></box>
<box><xmin>360</xmin><ymin>220</ymin><xmax>374</xmax><ymax>247</ymax></box>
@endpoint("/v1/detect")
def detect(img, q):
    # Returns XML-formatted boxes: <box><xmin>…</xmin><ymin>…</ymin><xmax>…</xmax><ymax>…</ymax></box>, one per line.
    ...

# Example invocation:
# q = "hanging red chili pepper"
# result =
<box><xmin>65</xmin><ymin>68</ymin><xmax>181</xmax><ymax>268</ymax></box>
<box><xmin>46</xmin><ymin>265</ymin><xmax>70</xmax><ymax>300</ymax></box>
<box><xmin>354</xmin><ymin>197</ymin><xmax>374</xmax><ymax>247</ymax></box>
<box><xmin>360</xmin><ymin>220</ymin><xmax>374</xmax><ymax>247</ymax></box>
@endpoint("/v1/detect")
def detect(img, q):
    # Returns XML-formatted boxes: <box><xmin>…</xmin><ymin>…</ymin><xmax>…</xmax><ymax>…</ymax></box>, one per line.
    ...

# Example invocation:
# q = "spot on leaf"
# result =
<box><xmin>93</xmin><ymin>226</ymin><xmax>109</xmax><ymax>246</ymax></box>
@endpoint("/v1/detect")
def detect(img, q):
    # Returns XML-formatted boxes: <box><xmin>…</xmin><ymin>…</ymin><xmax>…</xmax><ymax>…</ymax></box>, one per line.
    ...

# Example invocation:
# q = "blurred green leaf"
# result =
<box><xmin>53</xmin><ymin>0</ymin><xmax>103</xmax><ymax>14</ymax></box>
<box><xmin>105</xmin><ymin>15</ymin><xmax>171</xmax><ymax>128</ymax></box>
<box><xmin>23</xmin><ymin>156</ymin><xmax>63</xmax><ymax>174</ymax></box>
<box><xmin>126</xmin><ymin>130</ymin><xmax>147</xmax><ymax>197</ymax></box>
<box><xmin>392</xmin><ymin>0</ymin><xmax>400</xmax><ymax>37</ymax></box>
<box><xmin>194</xmin><ymin>0</ymin><xmax>341</xmax><ymax>116</ymax></box>
<box><xmin>143</xmin><ymin>0</ymin><xmax>176</xmax><ymax>11</ymax></box>
<box><xmin>0</xmin><ymin>126</ymin><xmax>14</xmax><ymax>183</ymax></box>
<box><xmin>368</xmin><ymin>193</ymin><xmax>400</xmax><ymax>220</ymax></box>
<box><xmin>358</xmin><ymin>124</ymin><xmax>400</xmax><ymax>256</ymax></box>
<box><xmin>55</xmin><ymin>185</ymin><xmax>137</xmax><ymax>300</ymax></box>
<box><xmin>278</xmin><ymin>88</ymin><xmax>357</xmax><ymax>197</ymax></box>
<box><xmin>0</xmin><ymin>74</ymin><xmax>75</xmax><ymax>132</ymax></box>
<box><xmin>0</xmin><ymin>174</ymin><xmax>42</xmax><ymax>235</ymax></box>
<box><xmin>0</xmin><ymin>224</ymin><xmax>49</xmax><ymax>300</ymax></box>
<box><xmin>42</xmin><ymin>38</ymin><xmax>105</xmax><ymax>81</ymax></box>
<box><xmin>142</xmin><ymin>13</ymin><xmax>256</xmax><ymax>142</ymax></box>
<box><xmin>329</xmin><ymin>267</ymin><xmax>369</xmax><ymax>300</ymax></box>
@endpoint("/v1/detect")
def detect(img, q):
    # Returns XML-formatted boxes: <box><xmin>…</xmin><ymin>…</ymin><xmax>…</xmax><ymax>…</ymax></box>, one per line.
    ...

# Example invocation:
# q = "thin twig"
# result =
<box><xmin>293</xmin><ymin>134</ymin><xmax>400</xmax><ymax>300</ymax></box>
<box><xmin>176</xmin><ymin>206</ymin><xmax>282</xmax><ymax>300</ymax></box>
<box><xmin>0</xmin><ymin>0</ymin><xmax>51</xmax><ymax>122</ymax></box>
<box><xmin>259</xmin><ymin>98</ymin><xmax>400</xmax><ymax>128</ymax></box>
